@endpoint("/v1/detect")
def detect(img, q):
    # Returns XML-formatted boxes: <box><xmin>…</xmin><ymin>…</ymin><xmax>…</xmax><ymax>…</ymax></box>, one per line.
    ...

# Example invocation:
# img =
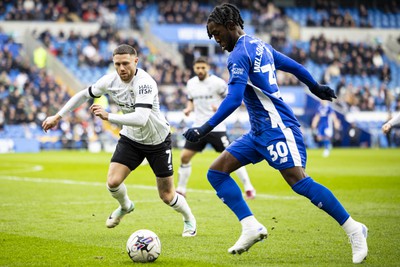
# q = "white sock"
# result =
<box><xmin>177</xmin><ymin>163</ymin><xmax>192</xmax><ymax>194</ymax></box>
<box><xmin>169</xmin><ymin>193</ymin><xmax>194</xmax><ymax>221</ymax></box>
<box><xmin>240</xmin><ymin>215</ymin><xmax>260</xmax><ymax>231</ymax></box>
<box><xmin>107</xmin><ymin>183</ymin><xmax>131</xmax><ymax>210</ymax></box>
<box><xmin>341</xmin><ymin>216</ymin><xmax>360</xmax><ymax>235</ymax></box>
<box><xmin>235</xmin><ymin>166</ymin><xmax>254</xmax><ymax>191</ymax></box>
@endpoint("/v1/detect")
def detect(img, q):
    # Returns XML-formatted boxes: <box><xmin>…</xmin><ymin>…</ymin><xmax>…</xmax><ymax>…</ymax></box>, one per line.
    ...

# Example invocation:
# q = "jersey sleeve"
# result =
<box><xmin>134</xmin><ymin>78</ymin><xmax>157</xmax><ymax>108</ymax></box>
<box><xmin>89</xmin><ymin>74</ymin><xmax>111</xmax><ymax>97</ymax></box>
<box><xmin>272</xmin><ymin>48</ymin><xmax>317</xmax><ymax>88</ymax></box>
<box><xmin>208</xmin><ymin>82</ymin><xmax>245</xmax><ymax>127</ymax></box>
<box><xmin>227</xmin><ymin>50</ymin><xmax>251</xmax><ymax>85</ymax></box>
<box><xmin>186</xmin><ymin>79</ymin><xmax>194</xmax><ymax>100</ymax></box>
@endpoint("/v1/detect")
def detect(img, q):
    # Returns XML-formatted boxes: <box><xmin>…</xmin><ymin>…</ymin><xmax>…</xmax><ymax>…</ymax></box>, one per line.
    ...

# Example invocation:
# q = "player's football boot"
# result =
<box><xmin>348</xmin><ymin>223</ymin><xmax>368</xmax><ymax>263</ymax></box>
<box><xmin>245</xmin><ymin>189</ymin><xmax>256</xmax><ymax>200</ymax></box>
<box><xmin>182</xmin><ymin>217</ymin><xmax>196</xmax><ymax>237</ymax></box>
<box><xmin>228</xmin><ymin>224</ymin><xmax>268</xmax><ymax>254</ymax></box>
<box><xmin>106</xmin><ymin>201</ymin><xmax>134</xmax><ymax>228</ymax></box>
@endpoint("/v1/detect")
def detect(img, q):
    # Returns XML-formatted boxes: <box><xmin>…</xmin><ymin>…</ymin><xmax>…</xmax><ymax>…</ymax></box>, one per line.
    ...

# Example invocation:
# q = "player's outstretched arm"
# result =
<box><xmin>382</xmin><ymin>113</ymin><xmax>400</xmax><ymax>134</ymax></box>
<box><xmin>42</xmin><ymin>89</ymin><xmax>91</xmax><ymax>133</ymax></box>
<box><xmin>183</xmin><ymin>122</ymin><xmax>213</xmax><ymax>143</ymax></box>
<box><xmin>183</xmin><ymin>83</ymin><xmax>245</xmax><ymax>143</ymax></box>
<box><xmin>309</xmin><ymin>84</ymin><xmax>337</xmax><ymax>101</ymax></box>
<box><xmin>382</xmin><ymin>122</ymin><xmax>392</xmax><ymax>134</ymax></box>
<box><xmin>100</xmin><ymin>106</ymin><xmax>152</xmax><ymax>127</ymax></box>
<box><xmin>273</xmin><ymin>50</ymin><xmax>337</xmax><ymax>101</ymax></box>
<box><xmin>42</xmin><ymin>114</ymin><xmax>62</xmax><ymax>133</ymax></box>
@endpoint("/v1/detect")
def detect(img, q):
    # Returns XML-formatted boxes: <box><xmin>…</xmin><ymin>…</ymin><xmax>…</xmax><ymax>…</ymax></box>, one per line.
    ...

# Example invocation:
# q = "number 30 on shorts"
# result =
<box><xmin>267</xmin><ymin>142</ymin><xmax>289</xmax><ymax>162</ymax></box>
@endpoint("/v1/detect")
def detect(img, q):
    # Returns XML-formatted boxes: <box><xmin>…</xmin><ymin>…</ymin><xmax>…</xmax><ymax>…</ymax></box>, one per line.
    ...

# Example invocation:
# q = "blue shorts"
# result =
<box><xmin>226</xmin><ymin>126</ymin><xmax>307</xmax><ymax>170</ymax></box>
<box><xmin>318</xmin><ymin>125</ymin><xmax>333</xmax><ymax>139</ymax></box>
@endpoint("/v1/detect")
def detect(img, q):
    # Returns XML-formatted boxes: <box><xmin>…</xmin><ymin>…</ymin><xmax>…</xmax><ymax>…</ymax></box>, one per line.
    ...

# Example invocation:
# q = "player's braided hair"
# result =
<box><xmin>206</xmin><ymin>3</ymin><xmax>244</xmax><ymax>39</ymax></box>
<box><xmin>113</xmin><ymin>44</ymin><xmax>137</xmax><ymax>56</ymax></box>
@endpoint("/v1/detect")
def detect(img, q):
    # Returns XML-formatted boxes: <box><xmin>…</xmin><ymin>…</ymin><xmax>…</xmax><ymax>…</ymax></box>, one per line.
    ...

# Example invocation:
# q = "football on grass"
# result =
<box><xmin>126</xmin><ymin>229</ymin><xmax>161</xmax><ymax>263</ymax></box>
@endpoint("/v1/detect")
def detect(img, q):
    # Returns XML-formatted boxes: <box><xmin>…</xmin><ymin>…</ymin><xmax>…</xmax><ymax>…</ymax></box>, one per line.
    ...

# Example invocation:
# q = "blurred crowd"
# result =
<box><xmin>1</xmin><ymin>0</ymin><xmax>147</xmax><ymax>30</ymax></box>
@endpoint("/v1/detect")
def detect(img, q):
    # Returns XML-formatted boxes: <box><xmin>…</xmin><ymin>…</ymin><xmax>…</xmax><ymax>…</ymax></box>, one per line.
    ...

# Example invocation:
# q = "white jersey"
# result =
<box><xmin>186</xmin><ymin>74</ymin><xmax>227</xmax><ymax>132</ymax></box>
<box><xmin>91</xmin><ymin>69</ymin><xmax>170</xmax><ymax>145</ymax></box>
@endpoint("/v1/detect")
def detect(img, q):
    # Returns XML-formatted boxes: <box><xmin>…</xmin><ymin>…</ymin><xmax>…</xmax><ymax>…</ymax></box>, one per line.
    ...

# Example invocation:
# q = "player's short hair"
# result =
<box><xmin>207</xmin><ymin>3</ymin><xmax>244</xmax><ymax>39</ymax></box>
<box><xmin>193</xmin><ymin>57</ymin><xmax>209</xmax><ymax>65</ymax></box>
<box><xmin>113</xmin><ymin>44</ymin><xmax>137</xmax><ymax>57</ymax></box>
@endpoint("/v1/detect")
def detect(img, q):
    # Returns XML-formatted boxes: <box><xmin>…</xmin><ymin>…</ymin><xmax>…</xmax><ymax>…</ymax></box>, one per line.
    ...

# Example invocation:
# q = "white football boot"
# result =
<box><xmin>228</xmin><ymin>224</ymin><xmax>268</xmax><ymax>254</ymax></box>
<box><xmin>348</xmin><ymin>223</ymin><xmax>368</xmax><ymax>263</ymax></box>
<box><xmin>106</xmin><ymin>202</ymin><xmax>134</xmax><ymax>228</ymax></box>
<box><xmin>182</xmin><ymin>217</ymin><xmax>197</xmax><ymax>237</ymax></box>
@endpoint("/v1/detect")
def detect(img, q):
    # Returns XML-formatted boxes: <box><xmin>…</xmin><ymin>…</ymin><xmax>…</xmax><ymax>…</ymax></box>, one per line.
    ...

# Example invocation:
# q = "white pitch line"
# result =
<box><xmin>0</xmin><ymin>175</ymin><xmax>299</xmax><ymax>200</ymax></box>
<box><xmin>0</xmin><ymin>164</ymin><xmax>43</xmax><ymax>174</ymax></box>
<box><xmin>0</xmin><ymin>199</ymin><xmax>161</xmax><ymax>207</ymax></box>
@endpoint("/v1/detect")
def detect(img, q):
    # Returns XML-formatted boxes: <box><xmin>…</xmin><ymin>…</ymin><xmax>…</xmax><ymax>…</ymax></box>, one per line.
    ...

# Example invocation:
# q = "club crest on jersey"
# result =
<box><xmin>139</xmin><ymin>84</ymin><xmax>152</xmax><ymax>94</ymax></box>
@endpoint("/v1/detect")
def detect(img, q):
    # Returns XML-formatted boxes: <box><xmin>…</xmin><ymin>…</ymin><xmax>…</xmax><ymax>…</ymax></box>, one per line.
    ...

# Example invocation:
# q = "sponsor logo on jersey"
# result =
<box><xmin>231</xmin><ymin>63</ymin><xmax>244</xmax><ymax>75</ymax></box>
<box><xmin>139</xmin><ymin>84</ymin><xmax>152</xmax><ymax>94</ymax></box>
<box><xmin>193</xmin><ymin>95</ymin><xmax>213</xmax><ymax>100</ymax></box>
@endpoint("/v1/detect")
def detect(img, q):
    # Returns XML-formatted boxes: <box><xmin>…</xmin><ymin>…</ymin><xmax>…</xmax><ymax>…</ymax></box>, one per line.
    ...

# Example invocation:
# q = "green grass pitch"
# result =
<box><xmin>0</xmin><ymin>148</ymin><xmax>399</xmax><ymax>266</ymax></box>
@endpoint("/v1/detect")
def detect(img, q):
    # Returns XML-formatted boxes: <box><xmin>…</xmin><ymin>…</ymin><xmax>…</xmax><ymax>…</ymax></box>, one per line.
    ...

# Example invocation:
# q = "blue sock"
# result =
<box><xmin>207</xmin><ymin>169</ymin><xmax>252</xmax><ymax>221</ymax></box>
<box><xmin>292</xmin><ymin>177</ymin><xmax>349</xmax><ymax>225</ymax></box>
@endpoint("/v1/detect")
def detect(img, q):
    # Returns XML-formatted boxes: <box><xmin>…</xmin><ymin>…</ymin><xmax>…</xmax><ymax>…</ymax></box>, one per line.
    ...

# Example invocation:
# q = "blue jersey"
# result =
<box><xmin>207</xmin><ymin>35</ymin><xmax>320</xmax><ymax>169</ymax></box>
<box><xmin>208</xmin><ymin>35</ymin><xmax>317</xmax><ymax>135</ymax></box>
<box><xmin>316</xmin><ymin>104</ymin><xmax>334</xmax><ymax>138</ymax></box>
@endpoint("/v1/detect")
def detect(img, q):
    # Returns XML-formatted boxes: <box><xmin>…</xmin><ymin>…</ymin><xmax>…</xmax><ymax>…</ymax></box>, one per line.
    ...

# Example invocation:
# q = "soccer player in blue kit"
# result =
<box><xmin>311</xmin><ymin>100</ymin><xmax>341</xmax><ymax>157</ymax></box>
<box><xmin>183</xmin><ymin>3</ymin><xmax>368</xmax><ymax>264</ymax></box>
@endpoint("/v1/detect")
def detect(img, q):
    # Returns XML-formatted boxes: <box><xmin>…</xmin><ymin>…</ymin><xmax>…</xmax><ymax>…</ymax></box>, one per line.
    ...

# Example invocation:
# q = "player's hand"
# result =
<box><xmin>183</xmin><ymin>122</ymin><xmax>213</xmax><ymax>142</ymax></box>
<box><xmin>90</xmin><ymin>104</ymin><xmax>109</xmax><ymax>121</ymax></box>
<box><xmin>310</xmin><ymin>84</ymin><xmax>337</xmax><ymax>101</ymax></box>
<box><xmin>382</xmin><ymin>123</ymin><xmax>392</xmax><ymax>134</ymax></box>
<box><xmin>42</xmin><ymin>114</ymin><xmax>61</xmax><ymax>133</ymax></box>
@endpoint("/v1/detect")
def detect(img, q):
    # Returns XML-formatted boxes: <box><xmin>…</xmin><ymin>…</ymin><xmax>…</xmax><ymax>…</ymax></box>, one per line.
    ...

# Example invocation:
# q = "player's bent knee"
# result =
<box><xmin>159</xmin><ymin>191</ymin><xmax>174</xmax><ymax>204</ymax></box>
<box><xmin>207</xmin><ymin>169</ymin><xmax>228</xmax><ymax>189</ymax></box>
<box><xmin>180</xmin><ymin>155</ymin><xmax>192</xmax><ymax>164</ymax></box>
<box><xmin>107</xmin><ymin>176</ymin><xmax>122</xmax><ymax>188</ymax></box>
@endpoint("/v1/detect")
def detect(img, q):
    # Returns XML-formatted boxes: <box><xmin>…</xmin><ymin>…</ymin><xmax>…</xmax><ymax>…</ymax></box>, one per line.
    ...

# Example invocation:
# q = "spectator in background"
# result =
<box><xmin>358</xmin><ymin>4</ymin><xmax>371</xmax><ymax>28</ymax></box>
<box><xmin>323</xmin><ymin>59</ymin><xmax>341</xmax><ymax>84</ymax></box>
<box><xmin>380</xmin><ymin>63</ymin><xmax>392</xmax><ymax>83</ymax></box>
<box><xmin>348</xmin><ymin>123</ymin><xmax>361</xmax><ymax>146</ymax></box>
<box><xmin>372</xmin><ymin>50</ymin><xmax>384</xmax><ymax>69</ymax></box>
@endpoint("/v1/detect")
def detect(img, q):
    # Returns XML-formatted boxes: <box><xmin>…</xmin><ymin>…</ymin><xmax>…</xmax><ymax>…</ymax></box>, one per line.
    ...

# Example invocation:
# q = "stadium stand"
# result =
<box><xmin>1</xmin><ymin>0</ymin><xmax>399</xmax><ymax>151</ymax></box>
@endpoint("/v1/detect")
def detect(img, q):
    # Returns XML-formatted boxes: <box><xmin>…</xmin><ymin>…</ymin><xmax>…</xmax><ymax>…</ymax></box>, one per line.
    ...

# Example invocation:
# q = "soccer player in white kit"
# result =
<box><xmin>382</xmin><ymin>112</ymin><xmax>400</xmax><ymax>134</ymax></box>
<box><xmin>176</xmin><ymin>57</ymin><xmax>256</xmax><ymax>199</ymax></box>
<box><xmin>42</xmin><ymin>44</ymin><xmax>197</xmax><ymax>237</ymax></box>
